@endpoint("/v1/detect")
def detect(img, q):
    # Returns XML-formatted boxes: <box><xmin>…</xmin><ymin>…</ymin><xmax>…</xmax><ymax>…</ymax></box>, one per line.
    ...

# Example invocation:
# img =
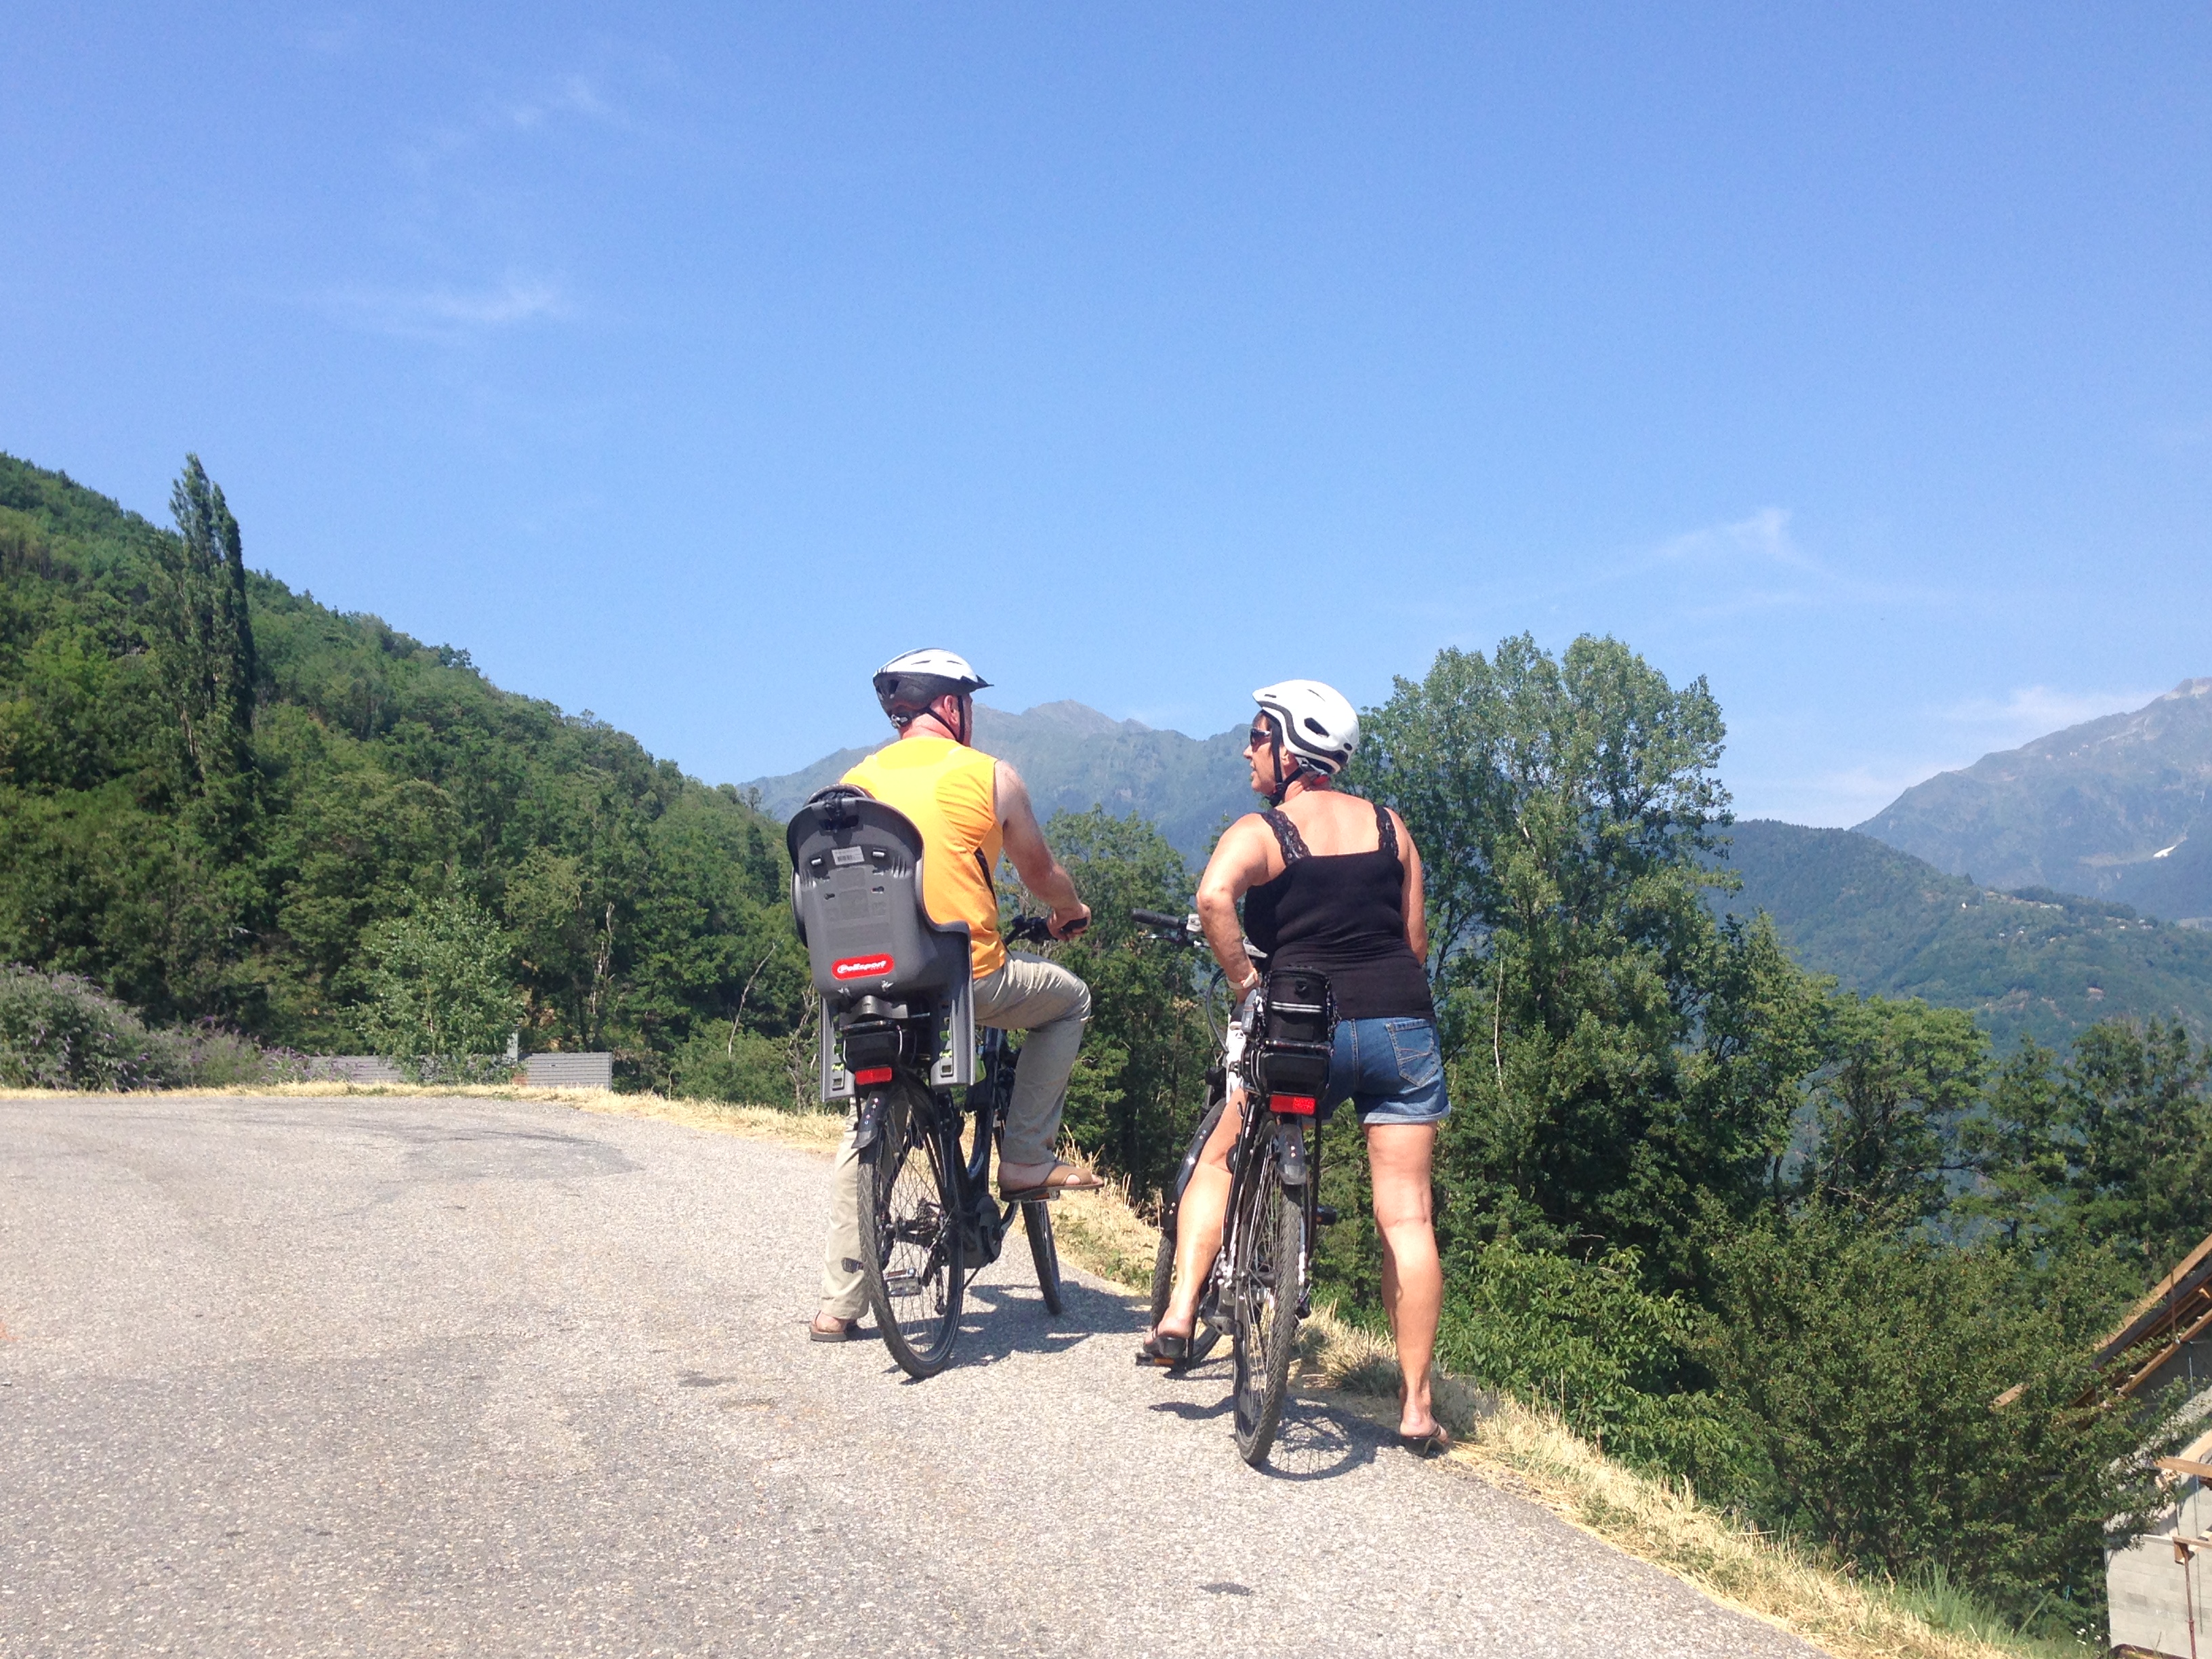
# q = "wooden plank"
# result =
<box><xmin>2098</xmin><ymin>1229</ymin><xmax>2212</xmax><ymax>1361</ymax></box>
<box><xmin>2157</xmin><ymin>1457</ymin><xmax>2212</xmax><ymax>1481</ymax></box>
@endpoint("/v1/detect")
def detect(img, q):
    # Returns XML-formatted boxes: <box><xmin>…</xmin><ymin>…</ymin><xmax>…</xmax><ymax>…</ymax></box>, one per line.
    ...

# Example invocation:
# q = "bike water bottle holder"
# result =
<box><xmin>1254</xmin><ymin>966</ymin><xmax>1335</xmax><ymax>1115</ymax></box>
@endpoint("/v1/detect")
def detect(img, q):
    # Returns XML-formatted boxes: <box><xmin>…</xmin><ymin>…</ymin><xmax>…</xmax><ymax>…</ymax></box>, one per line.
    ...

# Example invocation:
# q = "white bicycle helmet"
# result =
<box><xmin>1252</xmin><ymin>679</ymin><xmax>1359</xmax><ymax>801</ymax></box>
<box><xmin>874</xmin><ymin>648</ymin><xmax>991</xmax><ymax>742</ymax></box>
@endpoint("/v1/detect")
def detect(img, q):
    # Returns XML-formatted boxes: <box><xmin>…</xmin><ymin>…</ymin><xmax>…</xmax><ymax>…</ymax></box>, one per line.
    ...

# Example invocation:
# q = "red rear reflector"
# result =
<box><xmin>853</xmin><ymin>1066</ymin><xmax>894</xmax><ymax>1086</ymax></box>
<box><xmin>832</xmin><ymin>954</ymin><xmax>895</xmax><ymax>980</ymax></box>
<box><xmin>1269</xmin><ymin>1094</ymin><xmax>1316</xmax><ymax>1115</ymax></box>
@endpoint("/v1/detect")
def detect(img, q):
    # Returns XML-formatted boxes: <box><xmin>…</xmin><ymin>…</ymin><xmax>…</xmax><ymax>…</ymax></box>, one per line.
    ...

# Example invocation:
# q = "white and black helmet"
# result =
<box><xmin>874</xmin><ymin>648</ymin><xmax>990</xmax><ymax>737</ymax></box>
<box><xmin>1253</xmin><ymin>679</ymin><xmax>1360</xmax><ymax>777</ymax></box>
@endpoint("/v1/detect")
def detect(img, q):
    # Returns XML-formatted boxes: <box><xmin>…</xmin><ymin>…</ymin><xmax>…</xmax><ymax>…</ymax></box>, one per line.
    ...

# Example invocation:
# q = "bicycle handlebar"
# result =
<box><xmin>1005</xmin><ymin>912</ymin><xmax>1084</xmax><ymax>944</ymax></box>
<box><xmin>1129</xmin><ymin>908</ymin><xmax>1189</xmax><ymax>932</ymax></box>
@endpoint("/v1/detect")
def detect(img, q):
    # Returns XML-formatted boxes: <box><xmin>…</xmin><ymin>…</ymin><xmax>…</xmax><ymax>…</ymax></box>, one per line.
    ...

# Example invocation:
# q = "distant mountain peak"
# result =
<box><xmin>1858</xmin><ymin>677</ymin><xmax>2212</xmax><ymax>920</ymax></box>
<box><xmin>979</xmin><ymin>699</ymin><xmax>1153</xmax><ymax>737</ymax></box>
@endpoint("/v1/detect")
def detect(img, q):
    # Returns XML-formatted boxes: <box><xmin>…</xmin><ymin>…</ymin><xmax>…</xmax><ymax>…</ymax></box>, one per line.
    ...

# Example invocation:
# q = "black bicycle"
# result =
<box><xmin>1131</xmin><ymin>908</ymin><xmax>1336</xmax><ymax>1467</ymax></box>
<box><xmin>855</xmin><ymin>912</ymin><xmax>1065</xmax><ymax>1379</ymax></box>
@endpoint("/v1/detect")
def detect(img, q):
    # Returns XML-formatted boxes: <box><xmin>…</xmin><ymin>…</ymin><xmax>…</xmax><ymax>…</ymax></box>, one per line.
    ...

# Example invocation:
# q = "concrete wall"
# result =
<box><xmin>2110</xmin><ymin>1408</ymin><xmax>2212</xmax><ymax>1659</ymax></box>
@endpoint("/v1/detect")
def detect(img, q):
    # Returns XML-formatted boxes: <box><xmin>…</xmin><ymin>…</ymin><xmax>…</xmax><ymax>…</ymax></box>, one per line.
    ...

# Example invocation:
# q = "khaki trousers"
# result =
<box><xmin>817</xmin><ymin>951</ymin><xmax>1091</xmax><ymax>1319</ymax></box>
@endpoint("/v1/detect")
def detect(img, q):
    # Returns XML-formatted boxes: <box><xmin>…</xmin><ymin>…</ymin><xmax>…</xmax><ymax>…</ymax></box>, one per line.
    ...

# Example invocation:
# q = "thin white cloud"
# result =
<box><xmin>498</xmin><ymin>75</ymin><xmax>615</xmax><ymax>131</ymax></box>
<box><xmin>1938</xmin><ymin>683</ymin><xmax>2159</xmax><ymax>743</ymax></box>
<box><xmin>1654</xmin><ymin>506</ymin><xmax>1816</xmax><ymax>571</ymax></box>
<box><xmin>313</xmin><ymin>275</ymin><xmax>575</xmax><ymax>342</ymax></box>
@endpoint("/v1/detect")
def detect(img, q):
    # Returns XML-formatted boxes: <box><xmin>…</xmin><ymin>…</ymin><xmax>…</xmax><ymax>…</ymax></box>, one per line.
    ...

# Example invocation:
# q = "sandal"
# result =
<box><xmin>1397</xmin><ymin>1425</ymin><xmax>1452</xmax><ymax>1458</ymax></box>
<box><xmin>1136</xmin><ymin>1327</ymin><xmax>1191</xmax><ymax>1368</ymax></box>
<box><xmin>809</xmin><ymin>1314</ymin><xmax>859</xmax><ymax>1343</ymax></box>
<box><xmin>998</xmin><ymin>1158</ymin><xmax>1105</xmax><ymax>1200</ymax></box>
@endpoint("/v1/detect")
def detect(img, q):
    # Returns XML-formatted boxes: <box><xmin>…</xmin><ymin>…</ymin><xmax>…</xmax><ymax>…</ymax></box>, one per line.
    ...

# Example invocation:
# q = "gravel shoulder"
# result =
<box><xmin>0</xmin><ymin>1092</ymin><xmax>1822</xmax><ymax>1658</ymax></box>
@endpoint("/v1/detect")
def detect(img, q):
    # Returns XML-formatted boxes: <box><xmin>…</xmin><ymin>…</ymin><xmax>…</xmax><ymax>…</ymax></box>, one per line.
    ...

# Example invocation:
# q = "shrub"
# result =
<box><xmin>1433</xmin><ymin>1238</ymin><xmax>1746</xmax><ymax>1482</ymax></box>
<box><xmin>669</xmin><ymin>1028</ymin><xmax>796</xmax><ymax>1106</ymax></box>
<box><xmin>1697</xmin><ymin>1203</ymin><xmax>2189</xmax><ymax>1627</ymax></box>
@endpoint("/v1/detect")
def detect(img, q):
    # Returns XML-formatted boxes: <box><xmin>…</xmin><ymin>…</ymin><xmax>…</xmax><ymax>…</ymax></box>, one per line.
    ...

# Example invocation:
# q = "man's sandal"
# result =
<box><xmin>809</xmin><ymin>1314</ymin><xmax>859</xmax><ymax>1343</ymax></box>
<box><xmin>1136</xmin><ymin>1328</ymin><xmax>1191</xmax><ymax>1368</ymax></box>
<box><xmin>998</xmin><ymin>1159</ymin><xmax>1105</xmax><ymax>1201</ymax></box>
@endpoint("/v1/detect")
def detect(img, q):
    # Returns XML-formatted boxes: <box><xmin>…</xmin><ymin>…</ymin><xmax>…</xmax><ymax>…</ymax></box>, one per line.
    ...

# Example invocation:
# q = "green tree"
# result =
<box><xmin>361</xmin><ymin>895</ymin><xmax>523</xmax><ymax>1067</ymax></box>
<box><xmin>1800</xmin><ymin>994</ymin><xmax>1988</xmax><ymax>1216</ymax></box>
<box><xmin>1698</xmin><ymin>1204</ymin><xmax>2177</xmax><ymax>1625</ymax></box>
<box><xmin>1352</xmin><ymin>636</ymin><xmax>1809</xmax><ymax>1288</ymax></box>
<box><xmin>1036</xmin><ymin>808</ymin><xmax>1210</xmax><ymax>1196</ymax></box>
<box><xmin>154</xmin><ymin>455</ymin><xmax>256</xmax><ymax>790</ymax></box>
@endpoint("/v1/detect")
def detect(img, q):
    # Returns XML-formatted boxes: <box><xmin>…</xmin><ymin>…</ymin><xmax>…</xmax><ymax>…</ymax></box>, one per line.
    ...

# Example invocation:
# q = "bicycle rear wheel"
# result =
<box><xmin>1229</xmin><ymin>1135</ymin><xmax>1305</xmax><ymax>1467</ymax></box>
<box><xmin>1023</xmin><ymin>1200</ymin><xmax>1063</xmax><ymax>1315</ymax></box>
<box><xmin>859</xmin><ymin>1082</ymin><xmax>965</xmax><ymax>1379</ymax></box>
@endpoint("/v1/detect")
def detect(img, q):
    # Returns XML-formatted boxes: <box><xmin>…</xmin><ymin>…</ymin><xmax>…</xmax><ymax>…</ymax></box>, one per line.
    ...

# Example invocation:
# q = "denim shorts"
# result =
<box><xmin>1322</xmin><ymin>1017</ymin><xmax>1450</xmax><ymax>1127</ymax></box>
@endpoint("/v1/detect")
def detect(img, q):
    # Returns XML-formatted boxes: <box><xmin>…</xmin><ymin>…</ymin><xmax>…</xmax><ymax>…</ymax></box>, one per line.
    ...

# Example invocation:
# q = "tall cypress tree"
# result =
<box><xmin>158</xmin><ymin>453</ymin><xmax>257</xmax><ymax>785</ymax></box>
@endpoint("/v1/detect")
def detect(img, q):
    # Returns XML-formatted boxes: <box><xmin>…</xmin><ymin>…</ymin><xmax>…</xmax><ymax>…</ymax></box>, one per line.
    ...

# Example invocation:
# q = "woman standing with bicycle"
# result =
<box><xmin>1142</xmin><ymin>679</ymin><xmax>1452</xmax><ymax>1454</ymax></box>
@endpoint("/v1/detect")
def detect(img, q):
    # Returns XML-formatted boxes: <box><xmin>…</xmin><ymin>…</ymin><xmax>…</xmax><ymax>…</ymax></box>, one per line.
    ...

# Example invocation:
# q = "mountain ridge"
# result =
<box><xmin>1857</xmin><ymin>678</ymin><xmax>2212</xmax><ymax>922</ymax></box>
<box><xmin>743</xmin><ymin>701</ymin><xmax>1256</xmax><ymax>862</ymax></box>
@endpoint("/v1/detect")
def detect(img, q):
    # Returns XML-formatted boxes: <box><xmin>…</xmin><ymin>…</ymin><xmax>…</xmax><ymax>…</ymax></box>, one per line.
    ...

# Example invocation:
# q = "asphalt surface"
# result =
<box><xmin>0</xmin><ymin>1094</ymin><xmax>1821</xmax><ymax>1658</ymax></box>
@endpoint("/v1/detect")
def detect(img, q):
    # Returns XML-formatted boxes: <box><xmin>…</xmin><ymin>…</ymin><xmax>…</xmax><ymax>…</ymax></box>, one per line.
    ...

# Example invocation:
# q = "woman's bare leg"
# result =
<box><xmin>1155</xmin><ymin>1094</ymin><xmax>1244</xmax><ymax>1339</ymax></box>
<box><xmin>1367</xmin><ymin>1122</ymin><xmax>1442</xmax><ymax>1439</ymax></box>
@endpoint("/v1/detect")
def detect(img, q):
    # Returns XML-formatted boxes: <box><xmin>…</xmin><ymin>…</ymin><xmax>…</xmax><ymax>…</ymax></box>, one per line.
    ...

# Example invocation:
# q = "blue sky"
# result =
<box><xmin>6</xmin><ymin>4</ymin><xmax>2209</xmax><ymax>823</ymax></box>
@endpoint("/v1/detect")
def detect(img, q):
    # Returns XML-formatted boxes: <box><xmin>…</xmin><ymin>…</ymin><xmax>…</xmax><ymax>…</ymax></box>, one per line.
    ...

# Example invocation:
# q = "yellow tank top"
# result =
<box><xmin>841</xmin><ymin>737</ymin><xmax>1006</xmax><ymax>978</ymax></box>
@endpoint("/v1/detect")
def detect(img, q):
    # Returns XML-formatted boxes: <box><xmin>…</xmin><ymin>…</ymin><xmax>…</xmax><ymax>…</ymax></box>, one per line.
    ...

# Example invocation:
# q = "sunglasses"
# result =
<box><xmin>1246</xmin><ymin>726</ymin><xmax>1273</xmax><ymax>750</ymax></box>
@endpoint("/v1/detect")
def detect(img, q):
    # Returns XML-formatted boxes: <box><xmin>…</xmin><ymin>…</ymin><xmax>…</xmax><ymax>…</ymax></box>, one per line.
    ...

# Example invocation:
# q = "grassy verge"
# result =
<box><xmin>2</xmin><ymin>1081</ymin><xmax>2097</xmax><ymax>1659</ymax></box>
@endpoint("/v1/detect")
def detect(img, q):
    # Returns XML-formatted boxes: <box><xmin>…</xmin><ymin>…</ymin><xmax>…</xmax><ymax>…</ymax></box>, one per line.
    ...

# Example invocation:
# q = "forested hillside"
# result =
<box><xmin>0</xmin><ymin>453</ymin><xmax>808</xmax><ymax>1086</ymax></box>
<box><xmin>1718</xmin><ymin>820</ymin><xmax>2212</xmax><ymax>1048</ymax></box>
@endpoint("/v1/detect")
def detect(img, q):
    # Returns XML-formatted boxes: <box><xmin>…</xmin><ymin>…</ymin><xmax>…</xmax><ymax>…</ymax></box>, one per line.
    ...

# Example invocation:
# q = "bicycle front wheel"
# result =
<box><xmin>1229</xmin><ymin>1136</ymin><xmax>1305</xmax><ymax>1467</ymax></box>
<box><xmin>1023</xmin><ymin>1200</ymin><xmax>1063</xmax><ymax>1315</ymax></box>
<box><xmin>1148</xmin><ymin>1092</ymin><xmax>1229</xmax><ymax>1365</ymax></box>
<box><xmin>858</xmin><ymin>1082</ymin><xmax>966</xmax><ymax>1379</ymax></box>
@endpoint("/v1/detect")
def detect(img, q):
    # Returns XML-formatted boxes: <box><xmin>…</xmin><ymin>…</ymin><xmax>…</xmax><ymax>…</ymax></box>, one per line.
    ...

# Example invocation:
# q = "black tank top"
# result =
<box><xmin>1242</xmin><ymin>798</ymin><xmax>1436</xmax><ymax>1022</ymax></box>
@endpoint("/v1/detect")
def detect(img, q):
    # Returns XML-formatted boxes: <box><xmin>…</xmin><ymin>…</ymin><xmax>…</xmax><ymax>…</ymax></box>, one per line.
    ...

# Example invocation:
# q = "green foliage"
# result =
<box><xmin>1328</xmin><ymin>636</ymin><xmax>2205</xmax><ymax>1627</ymax></box>
<box><xmin>1036</xmin><ymin>808</ymin><xmax>1213</xmax><ymax>1197</ymax></box>
<box><xmin>1800</xmin><ymin>994</ymin><xmax>1987</xmax><ymax>1215</ymax></box>
<box><xmin>1698</xmin><ymin>1204</ymin><xmax>2177</xmax><ymax>1626</ymax></box>
<box><xmin>359</xmin><ymin>895</ymin><xmax>523</xmax><ymax>1071</ymax></box>
<box><xmin>0</xmin><ymin>963</ymin><xmax>287</xmax><ymax>1089</ymax></box>
<box><xmin>1435</xmin><ymin>1239</ymin><xmax>1744</xmax><ymax>1481</ymax></box>
<box><xmin>0</xmin><ymin>451</ymin><xmax>806</xmax><ymax>1082</ymax></box>
<box><xmin>1959</xmin><ymin>1017</ymin><xmax>2212</xmax><ymax>1271</ymax></box>
<box><xmin>1353</xmin><ymin>635</ymin><xmax>1811</xmax><ymax>1288</ymax></box>
<box><xmin>667</xmin><ymin>1027</ymin><xmax>801</xmax><ymax>1107</ymax></box>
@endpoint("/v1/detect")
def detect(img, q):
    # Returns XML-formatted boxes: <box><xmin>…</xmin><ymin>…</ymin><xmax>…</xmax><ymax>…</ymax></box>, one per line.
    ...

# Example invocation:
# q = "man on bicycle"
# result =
<box><xmin>810</xmin><ymin>648</ymin><xmax>1101</xmax><ymax>1342</ymax></box>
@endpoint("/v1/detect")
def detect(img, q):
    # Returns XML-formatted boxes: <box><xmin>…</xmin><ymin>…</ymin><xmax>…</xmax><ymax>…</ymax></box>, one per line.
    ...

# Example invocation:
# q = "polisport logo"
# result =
<box><xmin>832</xmin><ymin>954</ymin><xmax>895</xmax><ymax>980</ymax></box>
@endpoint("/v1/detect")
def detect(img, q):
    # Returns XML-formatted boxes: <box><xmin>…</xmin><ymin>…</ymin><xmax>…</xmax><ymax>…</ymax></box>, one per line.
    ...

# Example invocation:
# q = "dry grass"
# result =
<box><xmin>1297</xmin><ymin>1310</ymin><xmax>2070</xmax><ymax>1659</ymax></box>
<box><xmin>0</xmin><ymin>1081</ymin><xmax>2078</xmax><ymax>1658</ymax></box>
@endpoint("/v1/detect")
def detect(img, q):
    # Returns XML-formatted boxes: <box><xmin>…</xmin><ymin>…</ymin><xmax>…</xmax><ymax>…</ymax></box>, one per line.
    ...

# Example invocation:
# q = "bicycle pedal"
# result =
<box><xmin>880</xmin><ymin>1269</ymin><xmax>923</xmax><ymax>1298</ymax></box>
<box><xmin>1314</xmin><ymin>1205</ymin><xmax>1340</xmax><ymax>1226</ymax></box>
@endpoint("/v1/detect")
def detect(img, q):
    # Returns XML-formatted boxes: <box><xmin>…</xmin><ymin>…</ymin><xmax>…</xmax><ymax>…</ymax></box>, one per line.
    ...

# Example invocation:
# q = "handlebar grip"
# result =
<box><xmin>1129</xmin><ymin>909</ymin><xmax>1187</xmax><ymax>930</ymax></box>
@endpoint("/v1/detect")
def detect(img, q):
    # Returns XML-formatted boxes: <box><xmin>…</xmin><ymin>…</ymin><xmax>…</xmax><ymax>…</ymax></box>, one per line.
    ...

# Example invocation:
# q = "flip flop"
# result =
<box><xmin>1397</xmin><ymin>1426</ymin><xmax>1453</xmax><ymax>1458</ymax></box>
<box><xmin>1136</xmin><ymin>1328</ymin><xmax>1191</xmax><ymax>1368</ymax></box>
<box><xmin>998</xmin><ymin>1159</ymin><xmax>1105</xmax><ymax>1200</ymax></box>
<box><xmin>809</xmin><ymin>1315</ymin><xmax>859</xmax><ymax>1343</ymax></box>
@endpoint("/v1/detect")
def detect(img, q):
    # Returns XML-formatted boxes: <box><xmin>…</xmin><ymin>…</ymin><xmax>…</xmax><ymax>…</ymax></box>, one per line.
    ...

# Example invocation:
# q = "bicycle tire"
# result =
<box><xmin>1023</xmin><ymin>1200</ymin><xmax>1063</xmax><ymax>1315</ymax></box>
<box><xmin>1229</xmin><ymin>1134</ymin><xmax>1305</xmax><ymax>1467</ymax></box>
<box><xmin>1146</xmin><ymin>1093</ymin><xmax>1229</xmax><ymax>1365</ymax></box>
<box><xmin>858</xmin><ymin>1081</ymin><xmax>965</xmax><ymax>1379</ymax></box>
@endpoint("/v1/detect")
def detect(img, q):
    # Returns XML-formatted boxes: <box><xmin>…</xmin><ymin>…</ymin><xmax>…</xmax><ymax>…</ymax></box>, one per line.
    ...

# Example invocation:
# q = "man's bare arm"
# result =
<box><xmin>996</xmin><ymin>760</ymin><xmax>1090</xmax><ymax>938</ymax></box>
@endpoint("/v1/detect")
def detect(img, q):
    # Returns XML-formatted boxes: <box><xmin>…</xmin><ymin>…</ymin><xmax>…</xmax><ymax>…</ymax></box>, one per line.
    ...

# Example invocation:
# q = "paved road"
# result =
<box><xmin>0</xmin><ymin>1094</ymin><xmax>1818</xmax><ymax>1658</ymax></box>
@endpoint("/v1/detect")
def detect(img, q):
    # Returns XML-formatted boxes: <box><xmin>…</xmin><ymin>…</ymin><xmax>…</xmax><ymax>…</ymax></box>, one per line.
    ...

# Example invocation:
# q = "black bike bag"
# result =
<box><xmin>1252</xmin><ymin>966</ymin><xmax>1335</xmax><ymax>1115</ymax></box>
<box><xmin>787</xmin><ymin>786</ymin><xmax>975</xmax><ymax>1097</ymax></box>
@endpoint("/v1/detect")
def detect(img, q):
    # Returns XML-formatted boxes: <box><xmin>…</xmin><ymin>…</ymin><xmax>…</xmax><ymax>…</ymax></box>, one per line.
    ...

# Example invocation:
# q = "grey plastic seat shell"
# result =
<box><xmin>787</xmin><ymin>789</ymin><xmax>975</xmax><ymax>1097</ymax></box>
